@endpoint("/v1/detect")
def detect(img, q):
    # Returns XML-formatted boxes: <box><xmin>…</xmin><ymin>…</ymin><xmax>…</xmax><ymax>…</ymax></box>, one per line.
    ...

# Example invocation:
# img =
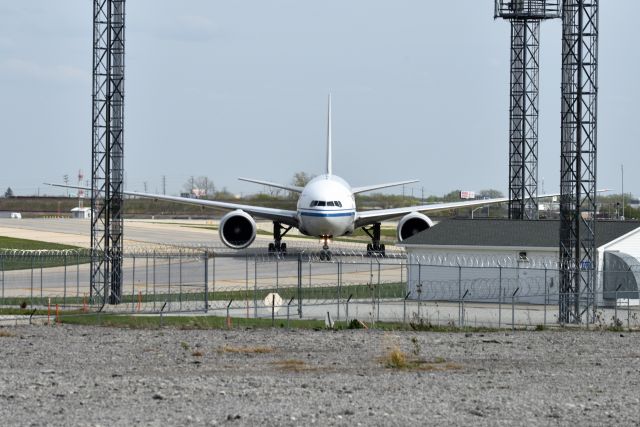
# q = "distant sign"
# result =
<box><xmin>460</xmin><ymin>191</ymin><xmax>476</xmax><ymax>200</ymax></box>
<box><xmin>580</xmin><ymin>260</ymin><xmax>593</xmax><ymax>270</ymax></box>
<box><xmin>191</xmin><ymin>188</ymin><xmax>207</xmax><ymax>198</ymax></box>
<box><xmin>263</xmin><ymin>293</ymin><xmax>283</xmax><ymax>313</ymax></box>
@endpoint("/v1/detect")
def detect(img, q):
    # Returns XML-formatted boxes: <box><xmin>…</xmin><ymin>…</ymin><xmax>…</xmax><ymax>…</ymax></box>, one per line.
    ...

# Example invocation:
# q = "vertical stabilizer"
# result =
<box><xmin>326</xmin><ymin>94</ymin><xmax>332</xmax><ymax>176</ymax></box>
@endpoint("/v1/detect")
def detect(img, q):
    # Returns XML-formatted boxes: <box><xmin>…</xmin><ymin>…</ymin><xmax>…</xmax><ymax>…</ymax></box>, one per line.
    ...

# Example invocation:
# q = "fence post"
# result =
<box><xmin>287</xmin><ymin>297</ymin><xmax>294</xmax><ymax>330</ymax></box>
<box><xmin>212</xmin><ymin>251</ymin><xmax>216</xmax><ymax>297</ymax></box>
<box><xmin>614</xmin><ymin>284</ymin><xmax>622</xmax><ymax>326</ymax></box>
<box><xmin>377</xmin><ymin>259</ymin><xmax>381</xmax><ymax>322</ymax></box>
<box><xmin>544</xmin><ymin>267</ymin><xmax>548</xmax><ymax>327</ymax></box>
<box><xmin>204</xmin><ymin>251</ymin><xmax>209</xmax><ymax>313</ymax></box>
<box><xmin>40</xmin><ymin>254</ymin><xmax>44</xmax><ymax>304</ymax></box>
<box><xmin>152</xmin><ymin>251</ymin><xmax>157</xmax><ymax>311</ymax></box>
<box><xmin>297</xmin><ymin>254</ymin><xmax>303</xmax><ymax>318</ymax></box>
<box><xmin>76</xmin><ymin>251</ymin><xmax>80</xmax><ymax>299</ymax></box>
<box><xmin>461</xmin><ymin>289</ymin><xmax>469</xmax><ymax>327</ymax></box>
<box><xmin>30</xmin><ymin>254</ymin><xmax>34</xmax><ymax>308</ymax></box>
<box><xmin>0</xmin><ymin>254</ymin><xmax>4</xmax><ymax>305</ymax></box>
<box><xmin>245</xmin><ymin>254</ymin><xmax>249</xmax><ymax>318</ymax></box>
<box><xmin>403</xmin><ymin>292</ymin><xmax>411</xmax><ymax>325</ymax></box>
<box><xmin>63</xmin><ymin>253</ymin><xmax>67</xmax><ymax>308</ymax></box>
<box><xmin>498</xmin><ymin>266</ymin><xmax>502</xmax><ymax>328</ymax></box>
<box><xmin>179</xmin><ymin>250</ymin><xmax>183</xmax><ymax>311</ymax></box>
<box><xmin>276</xmin><ymin>255</ymin><xmax>279</xmax><ymax>292</ymax></box>
<box><xmin>254</xmin><ymin>256</ymin><xmax>258</xmax><ymax>319</ymax></box>
<box><xmin>337</xmin><ymin>261</ymin><xmax>341</xmax><ymax>321</ymax></box>
<box><xmin>167</xmin><ymin>255</ymin><xmax>172</xmax><ymax>311</ymax></box>
<box><xmin>458</xmin><ymin>265</ymin><xmax>462</xmax><ymax>326</ymax></box>
<box><xmin>145</xmin><ymin>253</ymin><xmax>149</xmax><ymax>297</ymax></box>
<box><xmin>346</xmin><ymin>294</ymin><xmax>353</xmax><ymax>323</ymax></box>
<box><xmin>131</xmin><ymin>255</ymin><xmax>136</xmax><ymax>312</ymax></box>
<box><xmin>512</xmin><ymin>287</ymin><xmax>519</xmax><ymax>332</ymax></box>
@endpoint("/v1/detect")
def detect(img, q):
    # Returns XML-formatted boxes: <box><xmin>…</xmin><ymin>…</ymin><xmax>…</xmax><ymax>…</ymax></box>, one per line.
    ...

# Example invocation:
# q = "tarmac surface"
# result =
<box><xmin>0</xmin><ymin>325</ymin><xmax>639</xmax><ymax>426</ymax></box>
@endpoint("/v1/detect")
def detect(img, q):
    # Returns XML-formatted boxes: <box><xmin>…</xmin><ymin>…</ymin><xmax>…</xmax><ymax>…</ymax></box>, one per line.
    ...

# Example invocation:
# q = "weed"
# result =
<box><xmin>535</xmin><ymin>324</ymin><xmax>546</xmax><ymax>331</ymax></box>
<box><xmin>410</xmin><ymin>337</ymin><xmax>421</xmax><ymax>356</ymax></box>
<box><xmin>271</xmin><ymin>359</ymin><xmax>309</xmax><ymax>372</ymax></box>
<box><xmin>19</xmin><ymin>301</ymin><xmax>27</xmax><ymax>309</ymax></box>
<box><xmin>387</xmin><ymin>348</ymin><xmax>408</xmax><ymax>369</ymax></box>
<box><xmin>347</xmin><ymin>319</ymin><xmax>367</xmax><ymax>329</ymax></box>
<box><xmin>180</xmin><ymin>341</ymin><xmax>190</xmax><ymax>351</ymax></box>
<box><xmin>220</xmin><ymin>345</ymin><xmax>274</xmax><ymax>354</ymax></box>
<box><xmin>609</xmin><ymin>316</ymin><xmax>624</xmax><ymax>332</ymax></box>
<box><xmin>0</xmin><ymin>330</ymin><xmax>14</xmax><ymax>337</ymax></box>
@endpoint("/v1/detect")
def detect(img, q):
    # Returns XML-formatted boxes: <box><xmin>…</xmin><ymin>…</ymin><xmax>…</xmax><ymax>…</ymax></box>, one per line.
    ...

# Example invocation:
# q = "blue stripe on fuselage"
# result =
<box><xmin>299</xmin><ymin>210</ymin><xmax>355</xmax><ymax>218</ymax></box>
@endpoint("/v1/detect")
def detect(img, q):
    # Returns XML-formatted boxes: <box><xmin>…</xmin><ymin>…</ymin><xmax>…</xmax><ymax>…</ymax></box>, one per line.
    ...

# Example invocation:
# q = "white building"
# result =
<box><xmin>71</xmin><ymin>207</ymin><xmax>93</xmax><ymax>219</ymax></box>
<box><xmin>399</xmin><ymin>219</ymin><xmax>640</xmax><ymax>307</ymax></box>
<box><xmin>0</xmin><ymin>211</ymin><xmax>21</xmax><ymax>219</ymax></box>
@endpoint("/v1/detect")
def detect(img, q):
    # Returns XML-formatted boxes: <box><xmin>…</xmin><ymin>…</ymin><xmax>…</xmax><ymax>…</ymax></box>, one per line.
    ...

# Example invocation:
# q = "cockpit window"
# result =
<box><xmin>310</xmin><ymin>201</ymin><xmax>318</xmax><ymax>207</ymax></box>
<box><xmin>335</xmin><ymin>201</ymin><xmax>342</xmax><ymax>207</ymax></box>
<box><xmin>317</xmin><ymin>201</ymin><xmax>326</xmax><ymax>207</ymax></box>
<box><xmin>327</xmin><ymin>201</ymin><xmax>335</xmax><ymax>206</ymax></box>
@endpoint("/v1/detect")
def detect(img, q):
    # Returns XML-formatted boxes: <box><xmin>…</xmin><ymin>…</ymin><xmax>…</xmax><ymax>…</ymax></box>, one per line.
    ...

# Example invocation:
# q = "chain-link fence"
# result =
<box><xmin>1</xmin><ymin>248</ymin><xmax>639</xmax><ymax>329</ymax></box>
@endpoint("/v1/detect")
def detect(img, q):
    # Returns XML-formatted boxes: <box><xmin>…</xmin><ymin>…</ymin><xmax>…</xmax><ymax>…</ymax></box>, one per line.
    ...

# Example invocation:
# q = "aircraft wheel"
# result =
<box><xmin>280</xmin><ymin>243</ymin><xmax>287</xmax><ymax>254</ymax></box>
<box><xmin>268</xmin><ymin>243</ymin><xmax>275</xmax><ymax>253</ymax></box>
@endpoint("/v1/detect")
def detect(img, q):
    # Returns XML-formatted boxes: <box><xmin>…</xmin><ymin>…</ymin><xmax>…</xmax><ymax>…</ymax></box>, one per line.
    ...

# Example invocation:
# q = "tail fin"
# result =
<box><xmin>326</xmin><ymin>93</ymin><xmax>332</xmax><ymax>176</ymax></box>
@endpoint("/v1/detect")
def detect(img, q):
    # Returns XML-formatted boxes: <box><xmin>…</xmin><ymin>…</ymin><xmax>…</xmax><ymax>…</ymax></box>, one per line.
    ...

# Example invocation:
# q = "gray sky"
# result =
<box><xmin>1</xmin><ymin>1</ymin><xmax>638</xmax><ymax>198</ymax></box>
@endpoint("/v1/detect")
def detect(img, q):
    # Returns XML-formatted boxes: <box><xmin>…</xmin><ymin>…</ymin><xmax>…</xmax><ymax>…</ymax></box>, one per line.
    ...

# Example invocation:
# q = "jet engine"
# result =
<box><xmin>219</xmin><ymin>210</ymin><xmax>257</xmax><ymax>249</ymax></box>
<box><xmin>397</xmin><ymin>212</ymin><xmax>434</xmax><ymax>242</ymax></box>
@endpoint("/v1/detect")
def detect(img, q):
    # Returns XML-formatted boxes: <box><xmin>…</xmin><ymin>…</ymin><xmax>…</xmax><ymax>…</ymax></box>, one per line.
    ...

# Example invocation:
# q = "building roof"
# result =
<box><xmin>400</xmin><ymin>219</ymin><xmax>640</xmax><ymax>248</ymax></box>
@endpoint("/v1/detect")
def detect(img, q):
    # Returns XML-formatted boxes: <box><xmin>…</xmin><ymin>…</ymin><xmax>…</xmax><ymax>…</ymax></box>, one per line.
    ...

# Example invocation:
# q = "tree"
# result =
<box><xmin>290</xmin><ymin>172</ymin><xmax>314</xmax><ymax>199</ymax></box>
<box><xmin>291</xmin><ymin>171</ymin><xmax>313</xmax><ymax>187</ymax></box>
<box><xmin>4</xmin><ymin>187</ymin><xmax>14</xmax><ymax>198</ymax></box>
<box><xmin>183</xmin><ymin>176</ymin><xmax>215</xmax><ymax>198</ymax></box>
<box><xmin>478</xmin><ymin>189</ymin><xmax>504</xmax><ymax>199</ymax></box>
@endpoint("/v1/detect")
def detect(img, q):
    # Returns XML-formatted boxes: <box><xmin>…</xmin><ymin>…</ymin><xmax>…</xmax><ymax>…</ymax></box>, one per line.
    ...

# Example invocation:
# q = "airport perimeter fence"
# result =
<box><xmin>1</xmin><ymin>248</ymin><xmax>639</xmax><ymax>330</ymax></box>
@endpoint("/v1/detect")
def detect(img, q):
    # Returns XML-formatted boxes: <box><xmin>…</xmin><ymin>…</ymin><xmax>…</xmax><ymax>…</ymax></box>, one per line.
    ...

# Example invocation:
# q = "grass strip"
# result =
<box><xmin>0</xmin><ymin>283</ymin><xmax>407</xmax><ymax>308</ymax></box>
<box><xmin>0</xmin><ymin>236</ymin><xmax>89</xmax><ymax>271</ymax></box>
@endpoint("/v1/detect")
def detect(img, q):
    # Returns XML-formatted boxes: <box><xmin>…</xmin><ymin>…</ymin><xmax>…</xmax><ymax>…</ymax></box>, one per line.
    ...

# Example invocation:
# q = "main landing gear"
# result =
<box><xmin>268</xmin><ymin>222</ymin><xmax>291</xmax><ymax>255</ymax></box>
<box><xmin>319</xmin><ymin>236</ymin><xmax>332</xmax><ymax>261</ymax></box>
<box><xmin>362</xmin><ymin>222</ymin><xmax>386</xmax><ymax>257</ymax></box>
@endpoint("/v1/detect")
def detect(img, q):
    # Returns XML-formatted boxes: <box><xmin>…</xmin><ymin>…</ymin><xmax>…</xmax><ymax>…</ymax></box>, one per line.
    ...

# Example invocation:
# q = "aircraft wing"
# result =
<box><xmin>45</xmin><ymin>184</ymin><xmax>299</xmax><ymax>227</ymax></box>
<box><xmin>352</xmin><ymin>180</ymin><xmax>419</xmax><ymax>194</ymax></box>
<box><xmin>238</xmin><ymin>177</ymin><xmax>304</xmax><ymax>193</ymax></box>
<box><xmin>354</xmin><ymin>193</ymin><xmax>561</xmax><ymax>228</ymax></box>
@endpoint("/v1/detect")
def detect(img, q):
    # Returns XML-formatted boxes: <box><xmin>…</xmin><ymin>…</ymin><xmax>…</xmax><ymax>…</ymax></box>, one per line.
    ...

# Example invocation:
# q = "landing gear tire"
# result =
<box><xmin>280</xmin><ymin>243</ymin><xmax>287</xmax><ymax>254</ymax></box>
<box><xmin>268</xmin><ymin>243</ymin><xmax>276</xmax><ymax>253</ymax></box>
<box><xmin>319</xmin><ymin>250</ymin><xmax>332</xmax><ymax>261</ymax></box>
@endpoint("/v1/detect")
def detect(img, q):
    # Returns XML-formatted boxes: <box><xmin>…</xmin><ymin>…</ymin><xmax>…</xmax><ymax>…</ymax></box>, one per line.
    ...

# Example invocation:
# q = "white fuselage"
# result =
<box><xmin>296</xmin><ymin>175</ymin><xmax>356</xmax><ymax>237</ymax></box>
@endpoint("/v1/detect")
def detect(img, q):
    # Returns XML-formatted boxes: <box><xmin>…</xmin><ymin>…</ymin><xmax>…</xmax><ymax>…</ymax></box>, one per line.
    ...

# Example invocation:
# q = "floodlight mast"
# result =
<box><xmin>91</xmin><ymin>0</ymin><xmax>125</xmax><ymax>306</ymax></box>
<box><xmin>495</xmin><ymin>1</ymin><xmax>561</xmax><ymax>220</ymax></box>
<box><xmin>559</xmin><ymin>0</ymin><xmax>599</xmax><ymax>324</ymax></box>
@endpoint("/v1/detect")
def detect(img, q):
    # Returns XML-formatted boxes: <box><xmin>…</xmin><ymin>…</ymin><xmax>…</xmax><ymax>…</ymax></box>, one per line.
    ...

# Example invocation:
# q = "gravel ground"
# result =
<box><xmin>1</xmin><ymin>325</ymin><xmax>639</xmax><ymax>426</ymax></box>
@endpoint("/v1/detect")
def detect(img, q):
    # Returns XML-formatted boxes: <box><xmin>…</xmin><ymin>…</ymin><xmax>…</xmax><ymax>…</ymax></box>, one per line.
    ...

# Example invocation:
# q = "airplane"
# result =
<box><xmin>48</xmin><ymin>96</ymin><xmax>555</xmax><ymax>260</ymax></box>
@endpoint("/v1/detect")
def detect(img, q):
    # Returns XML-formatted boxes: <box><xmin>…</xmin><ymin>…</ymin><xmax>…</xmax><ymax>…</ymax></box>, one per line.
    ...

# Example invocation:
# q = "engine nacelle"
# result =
<box><xmin>219</xmin><ymin>210</ymin><xmax>257</xmax><ymax>249</ymax></box>
<box><xmin>397</xmin><ymin>212</ymin><xmax>434</xmax><ymax>242</ymax></box>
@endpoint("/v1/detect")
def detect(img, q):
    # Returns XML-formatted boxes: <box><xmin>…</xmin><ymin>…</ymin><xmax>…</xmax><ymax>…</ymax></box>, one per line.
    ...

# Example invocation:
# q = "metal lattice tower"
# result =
<box><xmin>559</xmin><ymin>0</ymin><xmax>598</xmax><ymax>324</ymax></box>
<box><xmin>495</xmin><ymin>1</ymin><xmax>561</xmax><ymax>219</ymax></box>
<box><xmin>91</xmin><ymin>0</ymin><xmax>125</xmax><ymax>306</ymax></box>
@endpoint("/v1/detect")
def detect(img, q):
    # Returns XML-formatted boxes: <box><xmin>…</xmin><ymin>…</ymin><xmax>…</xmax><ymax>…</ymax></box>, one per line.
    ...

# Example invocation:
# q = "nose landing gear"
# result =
<box><xmin>319</xmin><ymin>236</ymin><xmax>332</xmax><ymax>261</ymax></box>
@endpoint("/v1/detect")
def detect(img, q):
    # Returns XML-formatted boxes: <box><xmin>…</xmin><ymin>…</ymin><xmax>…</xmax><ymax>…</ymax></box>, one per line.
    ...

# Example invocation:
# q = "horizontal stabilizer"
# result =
<box><xmin>238</xmin><ymin>177</ymin><xmax>304</xmax><ymax>193</ymax></box>
<box><xmin>352</xmin><ymin>180</ymin><xmax>419</xmax><ymax>195</ymax></box>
